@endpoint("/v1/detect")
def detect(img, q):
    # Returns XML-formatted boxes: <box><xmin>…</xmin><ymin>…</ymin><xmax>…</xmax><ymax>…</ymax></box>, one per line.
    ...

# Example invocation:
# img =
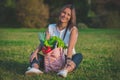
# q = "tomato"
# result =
<box><xmin>42</xmin><ymin>46</ymin><xmax>52</xmax><ymax>54</ymax></box>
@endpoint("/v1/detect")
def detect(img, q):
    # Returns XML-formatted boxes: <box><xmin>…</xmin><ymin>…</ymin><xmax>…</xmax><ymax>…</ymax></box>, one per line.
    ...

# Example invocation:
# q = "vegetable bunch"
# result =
<box><xmin>44</xmin><ymin>36</ymin><xmax>67</xmax><ymax>49</ymax></box>
<box><xmin>38</xmin><ymin>32</ymin><xmax>67</xmax><ymax>54</ymax></box>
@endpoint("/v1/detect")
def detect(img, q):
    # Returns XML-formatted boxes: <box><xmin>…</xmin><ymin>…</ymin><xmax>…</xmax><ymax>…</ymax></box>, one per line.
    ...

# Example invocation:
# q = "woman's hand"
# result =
<box><xmin>30</xmin><ymin>52</ymin><xmax>38</xmax><ymax>62</ymax></box>
<box><xmin>30</xmin><ymin>45</ymin><xmax>41</xmax><ymax>62</ymax></box>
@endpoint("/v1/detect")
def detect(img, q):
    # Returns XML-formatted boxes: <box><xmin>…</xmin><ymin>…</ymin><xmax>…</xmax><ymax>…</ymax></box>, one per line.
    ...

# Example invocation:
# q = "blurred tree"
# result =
<box><xmin>16</xmin><ymin>0</ymin><xmax>49</xmax><ymax>28</ymax></box>
<box><xmin>0</xmin><ymin>0</ymin><xmax>17</xmax><ymax>26</ymax></box>
<box><xmin>105</xmin><ymin>0</ymin><xmax>120</xmax><ymax>28</ymax></box>
<box><xmin>4</xmin><ymin>0</ymin><xmax>16</xmax><ymax>8</ymax></box>
<box><xmin>89</xmin><ymin>0</ymin><xmax>120</xmax><ymax>28</ymax></box>
<box><xmin>44</xmin><ymin>0</ymin><xmax>89</xmax><ymax>25</ymax></box>
<box><xmin>1</xmin><ymin>0</ymin><xmax>119</xmax><ymax>28</ymax></box>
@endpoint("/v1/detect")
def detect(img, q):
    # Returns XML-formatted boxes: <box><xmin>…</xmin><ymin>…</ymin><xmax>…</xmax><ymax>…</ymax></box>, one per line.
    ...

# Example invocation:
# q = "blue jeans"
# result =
<box><xmin>30</xmin><ymin>53</ymin><xmax>44</xmax><ymax>68</ymax></box>
<box><xmin>30</xmin><ymin>53</ymin><xmax>83</xmax><ymax>69</ymax></box>
<box><xmin>71</xmin><ymin>53</ymin><xmax>83</xmax><ymax>68</ymax></box>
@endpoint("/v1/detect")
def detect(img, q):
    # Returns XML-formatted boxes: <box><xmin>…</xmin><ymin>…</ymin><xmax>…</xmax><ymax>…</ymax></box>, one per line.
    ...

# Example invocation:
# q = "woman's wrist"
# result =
<box><xmin>66</xmin><ymin>54</ymin><xmax>72</xmax><ymax>60</ymax></box>
<box><xmin>66</xmin><ymin>57</ymin><xmax>72</xmax><ymax>60</ymax></box>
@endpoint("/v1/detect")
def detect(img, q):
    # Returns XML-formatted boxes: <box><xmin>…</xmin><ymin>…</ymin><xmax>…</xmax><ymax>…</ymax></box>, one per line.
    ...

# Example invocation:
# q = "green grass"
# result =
<box><xmin>0</xmin><ymin>28</ymin><xmax>120</xmax><ymax>80</ymax></box>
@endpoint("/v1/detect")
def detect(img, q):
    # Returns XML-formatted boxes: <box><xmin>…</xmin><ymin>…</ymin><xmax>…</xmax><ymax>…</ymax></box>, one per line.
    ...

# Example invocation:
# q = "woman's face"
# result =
<box><xmin>59</xmin><ymin>8</ymin><xmax>71</xmax><ymax>23</ymax></box>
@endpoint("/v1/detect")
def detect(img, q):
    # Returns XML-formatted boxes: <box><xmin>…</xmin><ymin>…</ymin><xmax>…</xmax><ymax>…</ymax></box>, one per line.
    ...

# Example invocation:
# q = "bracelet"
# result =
<box><xmin>67</xmin><ymin>57</ymin><xmax>72</xmax><ymax>60</ymax></box>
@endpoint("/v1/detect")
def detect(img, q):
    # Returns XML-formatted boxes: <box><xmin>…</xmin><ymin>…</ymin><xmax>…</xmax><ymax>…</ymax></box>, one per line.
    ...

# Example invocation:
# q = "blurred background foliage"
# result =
<box><xmin>0</xmin><ymin>0</ymin><xmax>120</xmax><ymax>28</ymax></box>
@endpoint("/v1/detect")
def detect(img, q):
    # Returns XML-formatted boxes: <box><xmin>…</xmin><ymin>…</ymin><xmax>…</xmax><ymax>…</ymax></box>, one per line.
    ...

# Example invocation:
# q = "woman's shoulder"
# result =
<box><xmin>48</xmin><ymin>24</ymin><xmax>57</xmax><ymax>32</ymax></box>
<box><xmin>70</xmin><ymin>26</ymin><xmax>78</xmax><ymax>32</ymax></box>
<box><xmin>48</xmin><ymin>24</ymin><xmax>56</xmax><ymax>28</ymax></box>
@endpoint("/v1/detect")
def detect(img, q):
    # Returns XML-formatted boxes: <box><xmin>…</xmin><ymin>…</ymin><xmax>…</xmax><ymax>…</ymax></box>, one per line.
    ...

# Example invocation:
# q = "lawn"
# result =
<box><xmin>0</xmin><ymin>28</ymin><xmax>120</xmax><ymax>80</ymax></box>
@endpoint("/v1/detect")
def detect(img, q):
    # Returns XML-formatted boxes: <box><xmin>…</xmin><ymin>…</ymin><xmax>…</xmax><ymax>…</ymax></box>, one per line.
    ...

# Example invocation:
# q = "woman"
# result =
<box><xmin>25</xmin><ymin>4</ymin><xmax>83</xmax><ymax>77</ymax></box>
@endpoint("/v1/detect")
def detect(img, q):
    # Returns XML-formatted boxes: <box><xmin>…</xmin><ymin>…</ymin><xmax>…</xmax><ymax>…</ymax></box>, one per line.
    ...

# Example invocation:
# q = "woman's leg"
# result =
<box><xmin>64</xmin><ymin>53</ymin><xmax>83</xmax><ymax>72</ymax></box>
<box><xmin>57</xmin><ymin>53</ymin><xmax>83</xmax><ymax>77</ymax></box>
<box><xmin>30</xmin><ymin>53</ymin><xmax>44</xmax><ymax>69</ymax></box>
<box><xmin>72</xmin><ymin>53</ymin><xmax>83</xmax><ymax>69</ymax></box>
<box><xmin>25</xmin><ymin>53</ymin><xmax>44</xmax><ymax>75</ymax></box>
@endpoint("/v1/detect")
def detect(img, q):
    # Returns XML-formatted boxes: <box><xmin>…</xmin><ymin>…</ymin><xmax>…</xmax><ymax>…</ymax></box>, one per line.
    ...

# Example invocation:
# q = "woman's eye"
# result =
<box><xmin>62</xmin><ymin>11</ymin><xmax>71</xmax><ymax>17</ymax></box>
<box><xmin>62</xmin><ymin>11</ymin><xmax>66</xmax><ymax>14</ymax></box>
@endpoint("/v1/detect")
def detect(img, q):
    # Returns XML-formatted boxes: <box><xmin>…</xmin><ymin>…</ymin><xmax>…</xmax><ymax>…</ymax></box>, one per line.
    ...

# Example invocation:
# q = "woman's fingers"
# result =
<box><xmin>30</xmin><ymin>53</ymin><xmax>38</xmax><ymax>62</ymax></box>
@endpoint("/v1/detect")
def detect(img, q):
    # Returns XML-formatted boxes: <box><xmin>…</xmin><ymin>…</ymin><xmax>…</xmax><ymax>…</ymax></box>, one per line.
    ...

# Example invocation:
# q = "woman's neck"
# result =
<box><xmin>58</xmin><ymin>23</ymin><xmax>67</xmax><ymax>30</ymax></box>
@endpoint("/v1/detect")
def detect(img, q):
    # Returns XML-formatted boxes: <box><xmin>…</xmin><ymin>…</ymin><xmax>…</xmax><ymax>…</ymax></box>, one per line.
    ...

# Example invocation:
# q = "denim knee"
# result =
<box><xmin>72</xmin><ymin>53</ymin><xmax>83</xmax><ymax>68</ymax></box>
<box><xmin>30</xmin><ymin>53</ymin><xmax>44</xmax><ymax>68</ymax></box>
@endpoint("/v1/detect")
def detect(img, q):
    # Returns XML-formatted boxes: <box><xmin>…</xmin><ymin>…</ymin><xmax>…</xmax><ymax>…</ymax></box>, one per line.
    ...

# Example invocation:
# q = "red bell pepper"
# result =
<box><xmin>42</xmin><ymin>46</ymin><xmax>52</xmax><ymax>54</ymax></box>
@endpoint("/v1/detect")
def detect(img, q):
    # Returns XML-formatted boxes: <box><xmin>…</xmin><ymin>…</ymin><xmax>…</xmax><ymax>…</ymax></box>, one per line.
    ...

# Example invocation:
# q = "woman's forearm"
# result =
<box><xmin>67</xmin><ymin>47</ymin><xmax>73</xmax><ymax>59</ymax></box>
<box><xmin>67</xmin><ymin>27</ymin><xmax>78</xmax><ymax>58</ymax></box>
<box><xmin>33</xmin><ymin>45</ymin><xmax>41</xmax><ymax>54</ymax></box>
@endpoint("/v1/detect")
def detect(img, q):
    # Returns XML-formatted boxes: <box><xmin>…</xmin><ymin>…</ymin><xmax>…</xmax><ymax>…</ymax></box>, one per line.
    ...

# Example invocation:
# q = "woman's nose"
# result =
<box><xmin>64</xmin><ymin>13</ymin><xmax>68</xmax><ymax>18</ymax></box>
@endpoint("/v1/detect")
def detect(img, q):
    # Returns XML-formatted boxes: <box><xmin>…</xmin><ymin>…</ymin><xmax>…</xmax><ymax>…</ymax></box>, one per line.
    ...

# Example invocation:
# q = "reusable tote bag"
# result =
<box><xmin>44</xmin><ymin>47</ymin><xmax>65</xmax><ymax>72</ymax></box>
<box><xmin>44</xmin><ymin>25</ymin><xmax>69</xmax><ymax>72</ymax></box>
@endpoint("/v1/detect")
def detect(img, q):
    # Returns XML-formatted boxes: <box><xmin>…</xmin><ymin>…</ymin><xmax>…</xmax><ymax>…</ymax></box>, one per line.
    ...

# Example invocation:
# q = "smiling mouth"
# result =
<box><xmin>61</xmin><ymin>17</ymin><xmax>66</xmax><ymax>20</ymax></box>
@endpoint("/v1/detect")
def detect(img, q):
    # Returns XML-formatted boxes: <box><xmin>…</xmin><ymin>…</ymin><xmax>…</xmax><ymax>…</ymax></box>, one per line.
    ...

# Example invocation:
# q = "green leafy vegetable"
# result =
<box><xmin>38</xmin><ymin>32</ymin><xmax>46</xmax><ymax>42</ymax></box>
<box><xmin>38</xmin><ymin>32</ymin><xmax>67</xmax><ymax>49</ymax></box>
<box><xmin>44</xmin><ymin>36</ymin><xmax>67</xmax><ymax>49</ymax></box>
